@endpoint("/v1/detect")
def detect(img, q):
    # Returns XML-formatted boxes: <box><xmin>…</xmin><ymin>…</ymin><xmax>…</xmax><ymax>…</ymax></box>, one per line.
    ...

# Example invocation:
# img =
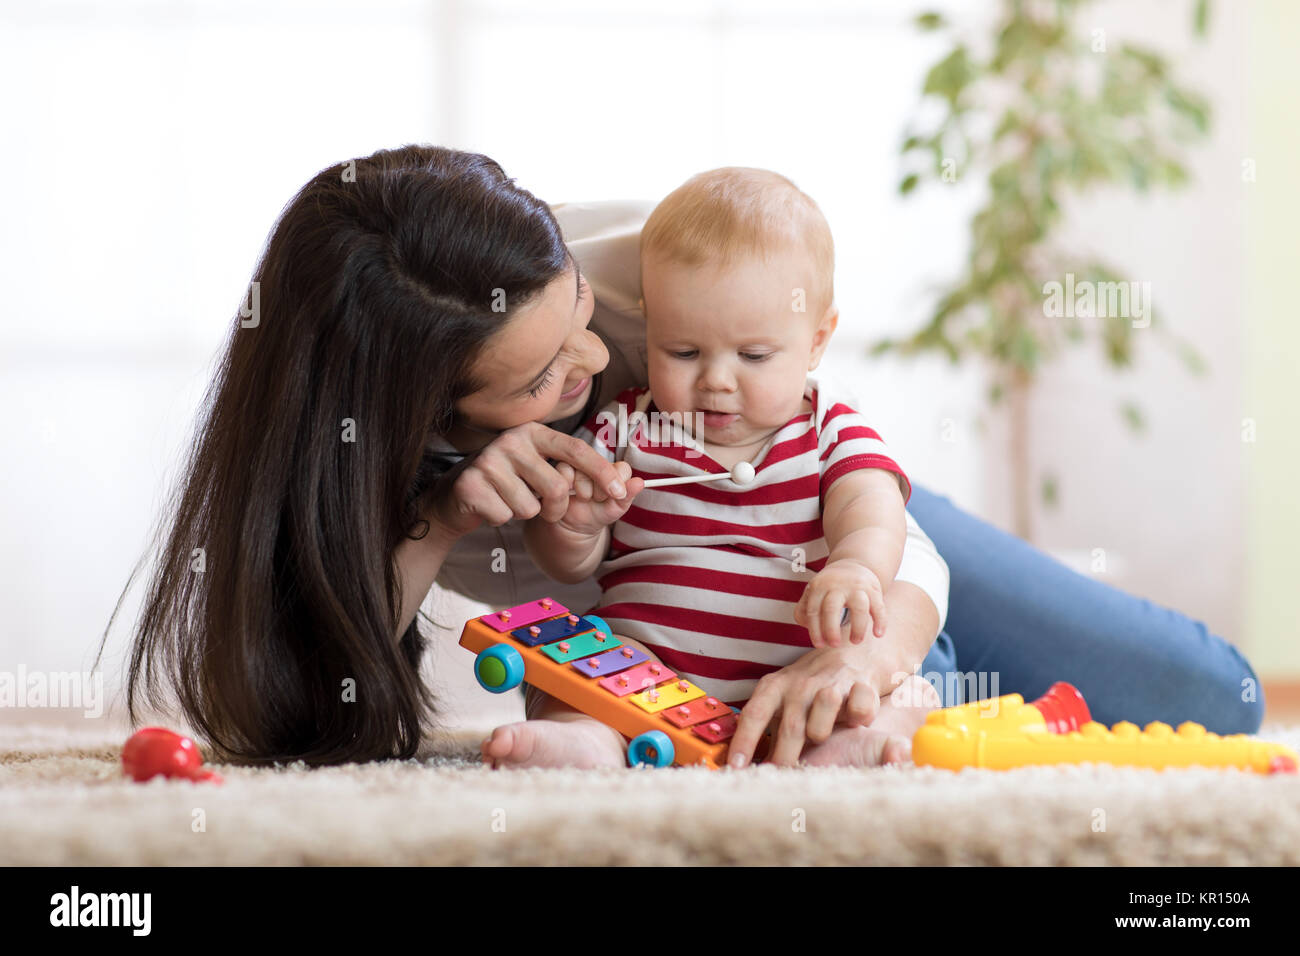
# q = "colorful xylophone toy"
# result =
<box><xmin>912</xmin><ymin>681</ymin><xmax>1300</xmax><ymax>773</ymax></box>
<box><xmin>460</xmin><ymin>597</ymin><xmax>770</xmax><ymax>768</ymax></box>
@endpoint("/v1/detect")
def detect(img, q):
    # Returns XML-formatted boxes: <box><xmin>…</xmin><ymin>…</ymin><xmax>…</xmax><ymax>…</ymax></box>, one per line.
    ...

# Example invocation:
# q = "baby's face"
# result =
<box><xmin>641</xmin><ymin>249</ymin><xmax>834</xmax><ymax>450</ymax></box>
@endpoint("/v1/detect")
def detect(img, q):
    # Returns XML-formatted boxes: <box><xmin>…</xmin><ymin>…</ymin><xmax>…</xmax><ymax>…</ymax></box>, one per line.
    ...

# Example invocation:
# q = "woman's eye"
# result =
<box><xmin>527</xmin><ymin>367</ymin><xmax>555</xmax><ymax>399</ymax></box>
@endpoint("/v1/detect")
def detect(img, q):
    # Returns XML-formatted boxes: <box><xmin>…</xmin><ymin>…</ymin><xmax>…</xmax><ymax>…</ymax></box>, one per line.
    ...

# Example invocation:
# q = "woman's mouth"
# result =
<box><xmin>560</xmin><ymin>377</ymin><xmax>591</xmax><ymax>401</ymax></box>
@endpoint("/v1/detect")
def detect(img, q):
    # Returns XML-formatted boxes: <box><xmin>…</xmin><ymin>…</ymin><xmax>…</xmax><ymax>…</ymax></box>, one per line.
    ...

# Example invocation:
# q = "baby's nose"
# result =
<box><xmin>700</xmin><ymin>368</ymin><xmax>736</xmax><ymax>391</ymax></box>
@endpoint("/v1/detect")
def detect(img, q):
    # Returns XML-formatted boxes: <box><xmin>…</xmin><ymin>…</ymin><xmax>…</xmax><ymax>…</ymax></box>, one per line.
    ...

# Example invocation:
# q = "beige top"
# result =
<box><xmin>427</xmin><ymin>200</ymin><xmax>950</xmax><ymax>636</ymax></box>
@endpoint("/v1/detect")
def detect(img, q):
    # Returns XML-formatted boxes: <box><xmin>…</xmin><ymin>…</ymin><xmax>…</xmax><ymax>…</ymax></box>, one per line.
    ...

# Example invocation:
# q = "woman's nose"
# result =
<box><xmin>575</xmin><ymin>328</ymin><xmax>609</xmax><ymax>375</ymax></box>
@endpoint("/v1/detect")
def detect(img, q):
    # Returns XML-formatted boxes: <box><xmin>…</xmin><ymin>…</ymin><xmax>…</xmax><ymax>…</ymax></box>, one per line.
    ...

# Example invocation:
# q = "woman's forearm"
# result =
<box><xmin>840</xmin><ymin>579</ymin><xmax>940</xmax><ymax>698</ymax></box>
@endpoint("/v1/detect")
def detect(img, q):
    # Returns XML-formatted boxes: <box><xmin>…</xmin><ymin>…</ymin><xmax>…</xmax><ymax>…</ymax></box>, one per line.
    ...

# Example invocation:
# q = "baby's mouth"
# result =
<box><xmin>698</xmin><ymin>410</ymin><xmax>739</xmax><ymax>427</ymax></box>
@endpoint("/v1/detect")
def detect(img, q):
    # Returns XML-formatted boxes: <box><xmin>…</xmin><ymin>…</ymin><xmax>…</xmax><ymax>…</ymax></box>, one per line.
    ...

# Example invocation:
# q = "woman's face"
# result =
<box><xmin>447</xmin><ymin>264</ymin><xmax>607</xmax><ymax>450</ymax></box>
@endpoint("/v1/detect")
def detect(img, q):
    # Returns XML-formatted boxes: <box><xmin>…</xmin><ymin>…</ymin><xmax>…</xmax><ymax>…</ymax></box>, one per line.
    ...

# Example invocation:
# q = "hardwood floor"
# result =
<box><xmin>1264</xmin><ymin>681</ymin><xmax>1300</xmax><ymax>723</ymax></box>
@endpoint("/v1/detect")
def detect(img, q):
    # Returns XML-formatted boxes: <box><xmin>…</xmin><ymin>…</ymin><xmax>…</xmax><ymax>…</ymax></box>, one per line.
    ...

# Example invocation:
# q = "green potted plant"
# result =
<box><xmin>875</xmin><ymin>0</ymin><xmax>1212</xmax><ymax>540</ymax></box>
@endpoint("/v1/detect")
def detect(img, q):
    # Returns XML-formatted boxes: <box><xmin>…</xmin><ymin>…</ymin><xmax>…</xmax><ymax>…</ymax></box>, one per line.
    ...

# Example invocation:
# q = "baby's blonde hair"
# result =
<box><xmin>640</xmin><ymin>167</ymin><xmax>835</xmax><ymax>314</ymax></box>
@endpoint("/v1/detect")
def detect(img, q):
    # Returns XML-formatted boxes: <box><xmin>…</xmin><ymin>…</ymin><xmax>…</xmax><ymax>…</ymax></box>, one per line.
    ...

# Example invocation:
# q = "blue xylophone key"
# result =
<box><xmin>512</xmin><ymin>613</ymin><xmax>598</xmax><ymax>647</ymax></box>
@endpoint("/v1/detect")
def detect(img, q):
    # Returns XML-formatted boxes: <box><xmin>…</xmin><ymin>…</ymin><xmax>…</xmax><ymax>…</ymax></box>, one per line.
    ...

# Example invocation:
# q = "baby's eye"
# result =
<box><xmin>740</xmin><ymin>352</ymin><xmax>771</xmax><ymax>362</ymax></box>
<box><xmin>669</xmin><ymin>349</ymin><xmax>698</xmax><ymax>359</ymax></box>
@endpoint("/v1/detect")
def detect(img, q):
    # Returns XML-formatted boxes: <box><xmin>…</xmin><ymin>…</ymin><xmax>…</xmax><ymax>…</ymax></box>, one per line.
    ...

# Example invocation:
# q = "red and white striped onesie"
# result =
<box><xmin>575</xmin><ymin>381</ymin><xmax>912</xmax><ymax>708</ymax></box>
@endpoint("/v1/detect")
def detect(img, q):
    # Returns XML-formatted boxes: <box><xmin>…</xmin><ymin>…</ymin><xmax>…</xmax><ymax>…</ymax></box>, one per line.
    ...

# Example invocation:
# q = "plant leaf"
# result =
<box><xmin>1194</xmin><ymin>0</ymin><xmax>1210</xmax><ymax>37</ymax></box>
<box><xmin>1040</xmin><ymin>472</ymin><xmax>1059</xmax><ymax>508</ymax></box>
<box><xmin>922</xmin><ymin>46</ymin><xmax>973</xmax><ymax>108</ymax></box>
<box><xmin>1172</xmin><ymin>337</ymin><xmax>1209</xmax><ymax>375</ymax></box>
<box><xmin>1120</xmin><ymin>401</ymin><xmax>1146</xmax><ymax>433</ymax></box>
<box><xmin>1165</xmin><ymin>86</ymin><xmax>1211</xmax><ymax>134</ymax></box>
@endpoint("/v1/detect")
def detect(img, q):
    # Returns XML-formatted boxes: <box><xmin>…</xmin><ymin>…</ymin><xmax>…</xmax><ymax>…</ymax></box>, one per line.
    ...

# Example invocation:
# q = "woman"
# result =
<box><xmin>98</xmin><ymin>145</ymin><xmax>1263</xmax><ymax>768</ymax></box>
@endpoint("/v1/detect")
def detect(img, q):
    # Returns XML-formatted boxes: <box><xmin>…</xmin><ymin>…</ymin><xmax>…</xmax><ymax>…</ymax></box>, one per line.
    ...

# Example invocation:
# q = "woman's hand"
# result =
<box><xmin>727</xmin><ymin>646</ymin><xmax>883</xmax><ymax>768</ymax></box>
<box><xmin>425</xmin><ymin>421</ymin><xmax>628</xmax><ymax>539</ymax></box>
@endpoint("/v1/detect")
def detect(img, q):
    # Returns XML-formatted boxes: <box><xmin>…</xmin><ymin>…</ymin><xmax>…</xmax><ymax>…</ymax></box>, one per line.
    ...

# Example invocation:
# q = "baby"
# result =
<box><xmin>483</xmin><ymin>167</ymin><xmax>940</xmax><ymax>770</ymax></box>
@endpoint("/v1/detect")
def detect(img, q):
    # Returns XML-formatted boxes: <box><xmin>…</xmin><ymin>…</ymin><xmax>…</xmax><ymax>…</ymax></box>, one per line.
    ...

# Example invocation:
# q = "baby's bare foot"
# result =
<box><xmin>481</xmin><ymin>718</ymin><xmax>627</xmax><ymax>770</ymax></box>
<box><xmin>800</xmin><ymin>726</ymin><xmax>914</xmax><ymax>768</ymax></box>
<box><xmin>800</xmin><ymin>674</ymin><xmax>939</xmax><ymax>768</ymax></box>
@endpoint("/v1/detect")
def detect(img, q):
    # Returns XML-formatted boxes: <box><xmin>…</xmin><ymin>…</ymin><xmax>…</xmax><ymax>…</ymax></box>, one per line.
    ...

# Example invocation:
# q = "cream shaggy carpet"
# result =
<box><xmin>4</xmin><ymin>712</ymin><xmax>1299</xmax><ymax>866</ymax></box>
<box><xmin>11</xmin><ymin>594</ymin><xmax>1298</xmax><ymax>866</ymax></box>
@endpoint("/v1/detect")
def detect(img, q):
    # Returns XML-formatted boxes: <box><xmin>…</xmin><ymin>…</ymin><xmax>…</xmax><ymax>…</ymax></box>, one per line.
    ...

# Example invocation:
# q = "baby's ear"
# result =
<box><xmin>809</xmin><ymin>304</ymin><xmax>839</xmax><ymax>369</ymax></box>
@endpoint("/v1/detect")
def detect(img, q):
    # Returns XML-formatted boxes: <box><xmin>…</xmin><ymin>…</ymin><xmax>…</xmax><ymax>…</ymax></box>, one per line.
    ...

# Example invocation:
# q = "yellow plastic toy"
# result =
<box><xmin>912</xmin><ymin>681</ymin><xmax>1299</xmax><ymax>773</ymax></box>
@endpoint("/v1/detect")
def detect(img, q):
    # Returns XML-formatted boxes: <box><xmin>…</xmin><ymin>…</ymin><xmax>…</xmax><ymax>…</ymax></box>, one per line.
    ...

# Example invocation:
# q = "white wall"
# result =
<box><xmin>1</xmin><ymin>0</ymin><xmax>1259</xmax><ymax>729</ymax></box>
<box><xmin>1</xmin><ymin>0</ymin><xmax>450</xmax><ymax>716</ymax></box>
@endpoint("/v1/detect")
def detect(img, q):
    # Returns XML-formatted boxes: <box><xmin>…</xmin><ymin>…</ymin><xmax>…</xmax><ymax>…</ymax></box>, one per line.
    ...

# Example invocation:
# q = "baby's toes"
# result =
<box><xmin>481</xmin><ymin>724</ymin><xmax>529</xmax><ymax>767</ymax></box>
<box><xmin>881</xmin><ymin>735</ymin><xmax>913</xmax><ymax>766</ymax></box>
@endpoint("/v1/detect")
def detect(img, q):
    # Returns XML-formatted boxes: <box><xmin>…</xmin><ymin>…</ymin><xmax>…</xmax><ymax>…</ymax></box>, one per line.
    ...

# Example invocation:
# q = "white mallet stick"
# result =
<box><xmin>642</xmin><ymin>461</ymin><xmax>756</xmax><ymax>488</ymax></box>
<box><xmin>568</xmin><ymin>461</ymin><xmax>757</xmax><ymax>495</ymax></box>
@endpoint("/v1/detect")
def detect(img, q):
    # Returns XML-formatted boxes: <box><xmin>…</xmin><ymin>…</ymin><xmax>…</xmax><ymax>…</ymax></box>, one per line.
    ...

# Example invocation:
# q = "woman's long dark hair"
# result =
<box><xmin>94</xmin><ymin>145</ymin><xmax>571</xmax><ymax>766</ymax></box>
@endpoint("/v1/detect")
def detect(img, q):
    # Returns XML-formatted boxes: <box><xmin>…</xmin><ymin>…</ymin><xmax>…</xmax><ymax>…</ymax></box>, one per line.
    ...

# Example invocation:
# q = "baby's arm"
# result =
<box><xmin>824</xmin><ymin>467</ymin><xmax>907</xmax><ymax>583</ymax></box>
<box><xmin>522</xmin><ymin>460</ymin><xmax>643</xmax><ymax>584</ymax></box>
<box><xmin>796</xmin><ymin>468</ymin><xmax>907</xmax><ymax>647</ymax></box>
<box><xmin>523</xmin><ymin>512</ymin><xmax>612</xmax><ymax>585</ymax></box>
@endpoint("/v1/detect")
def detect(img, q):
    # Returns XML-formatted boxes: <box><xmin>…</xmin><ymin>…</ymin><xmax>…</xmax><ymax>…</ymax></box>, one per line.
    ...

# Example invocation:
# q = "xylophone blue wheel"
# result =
<box><xmin>627</xmin><ymin>730</ymin><xmax>675</xmax><ymax>768</ymax></box>
<box><xmin>473</xmin><ymin>645</ymin><xmax>525</xmax><ymax>693</ymax></box>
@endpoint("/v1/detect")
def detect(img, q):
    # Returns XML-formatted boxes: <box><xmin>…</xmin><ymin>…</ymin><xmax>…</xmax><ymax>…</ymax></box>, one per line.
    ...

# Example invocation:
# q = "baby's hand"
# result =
<box><xmin>551</xmin><ymin>460</ymin><xmax>643</xmax><ymax>536</ymax></box>
<box><xmin>795</xmin><ymin>559</ymin><xmax>887</xmax><ymax>647</ymax></box>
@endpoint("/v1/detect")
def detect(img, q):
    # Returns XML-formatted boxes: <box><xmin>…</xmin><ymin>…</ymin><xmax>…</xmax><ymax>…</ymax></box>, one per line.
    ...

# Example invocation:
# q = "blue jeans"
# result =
<box><xmin>907</xmin><ymin>485</ymin><xmax>1265</xmax><ymax>734</ymax></box>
